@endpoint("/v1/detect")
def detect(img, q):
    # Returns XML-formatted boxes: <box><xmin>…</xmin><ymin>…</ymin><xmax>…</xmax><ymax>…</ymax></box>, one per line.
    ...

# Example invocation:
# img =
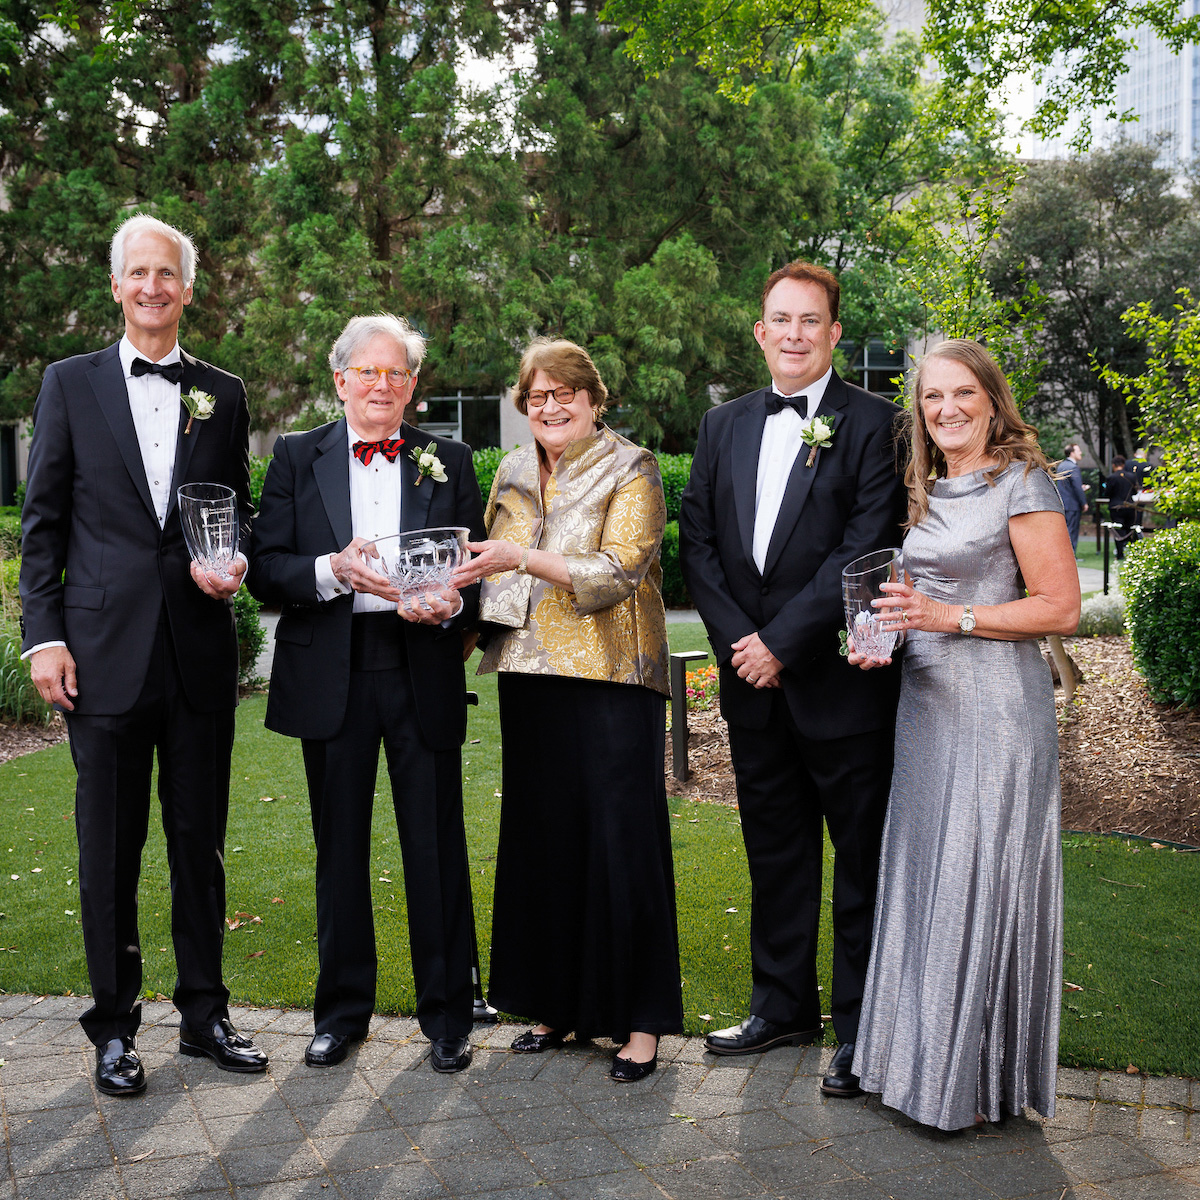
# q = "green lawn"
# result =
<box><xmin>0</xmin><ymin>623</ymin><xmax>1195</xmax><ymax>1077</ymax></box>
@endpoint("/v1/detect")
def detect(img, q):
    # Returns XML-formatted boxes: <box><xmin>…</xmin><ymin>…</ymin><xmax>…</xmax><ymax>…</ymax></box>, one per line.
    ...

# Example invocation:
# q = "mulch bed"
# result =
<box><xmin>666</xmin><ymin>636</ymin><xmax>1200</xmax><ymax>848</ymax></box>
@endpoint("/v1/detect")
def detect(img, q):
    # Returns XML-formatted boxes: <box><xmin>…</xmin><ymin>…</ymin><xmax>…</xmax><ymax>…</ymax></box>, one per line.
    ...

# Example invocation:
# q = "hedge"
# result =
<box><xmin>1122</xmin><ymin>523</ymin><xmax>1200</xmax><ymax>707</ymax></box>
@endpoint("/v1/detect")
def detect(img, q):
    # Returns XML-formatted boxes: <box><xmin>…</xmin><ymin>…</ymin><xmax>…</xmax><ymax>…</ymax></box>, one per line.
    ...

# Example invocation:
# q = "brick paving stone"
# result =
<box><xmin>695</xmin><ymin>1064</ymin><xmax>753</xmax><ymax>1096</ymax></box>
<box><xmin>555</xmin><ymin>1167</ymin><xmax>665</xmax><ymax>1199</ymax></box>
<box><xmin>869</xmin><ymin>1161</ymin><xmax>997</xmax><ymax>1200</ymax></box>
<box><xmin>522</xmin><ymin>1134</ymin><xmax>634</xmax><ymax>1180</ymax></box>
<box><xmin>1099</xmin><ymin>1073</ymin><xmax>1146</xmax><ymax>1104</ymax></box>
<box><xmin>768</xmin><ymin>1180</ymin><xmax>887</xmax><ymax>1200</ymax></box>
<box><xmin>9</xmin><ymin>1133</ymin><xmax>114</xmax><ymax>1177</ymax></box>
<box><xmin>1098</xmin><ymin>1175</ymin><xmax>1200</xmax><ymax>1199</ymax></box>
<box><xmin>218</xmin><ymin>1141</ymin><xmax>325</xmax><ymax>1188</ymax></box>
<box><xmin>957</xmin><ymin>1146</ymin><xmax>1075</xmax><ymax>1196</ymax></box>
<box><xmin>202</xmin><ymin>1109</ymin><xmax>307</xmax><ymax>1151</ymax></box>
<box><xmin>609</xmin><ymin>1120</ymin><xmax>721</xmax><ymax>1165</ymax></box>
<box><xmin>309</xmin><ymin>1127</ymin><xmax>421</xmax><ymax>1171</ymax></box>
<box><xmin>780</xmin><ymin>1097</ymin><xmax>894</xmax><ymax>1138</ymax></box>
<box><xmin>700</xmin><ymin>1110</ymin><xmax>809</xmax><ymax>1153</ymax></box>
<box><xmin>1142</xmin><ymin>1077</ymin><xmax>1193</xmax><ymax>1109</ymax></box>
<box><xmin>231</xmin><ymin>1179</ymin><xmax>339</xmax><ymax>1200</ymax></box>
<box><xmin>427</xmin><ymin>1146</ymin><xmax>544</xmax><ymax>1194</ymax></box>
<box><xmin>1041</xmin><ymin>1097</ymin><xmax>1095</xmax><ymax>1141</ymax></box>
<box><xmin>110</xmin><ymin>1118</ymin><xmax>212</xmax><ymax>1162</ymax></box>
<box><xmin>190</xmin><ymin>1085</ymin><xmax>289</xmax><ymax>1118</ymax></box>
<box><xmin>468</xmin><ymin>1079</ymin><xmax>563</xmax><ymax>1112</ymax></box>
<box><xmin>736</xmin><ymin>1143</ymin><xmax>862</xmax><ymax>1193</ymax></box>
<box><xmin>823</xmin><ymin>1126</ymin><xmax>944</xmax><ymax>1174</ymax></box>
<box><xmin>4</xmin><ymin>1102</ymin><xmax>101</xmax><ymax>1144</ymax></box>
<box><xmin>645</xmin><ymin>1154</ymin><xmax>769</xmax><ymax>1199</ymax></box>
<box><xmin>333</xmin><ymin>1161</ymin><xmax>449</xmax><ymax>1200</ymax></box>
<box><xmin>1049</xmin><ymin>1134</ymin><xmax>1166</xmax><ymax>1183</ymax></box>
<box><xmin>661</xmin><ymin>1093</ymin><xmax>761</xmax><ymax>1119</ymax></box>
<box><xmin>575</xmin><ymin>1093</ymin><xmax>675</xmax><ymax>1131</ymax></box>
<box><xmin>1056</xmin><ymin>1068</ymin><xmax>1100</xmax><ymax>1100</ymax></box>
<box><xmin>399</xmin><ymin>1115</ymin><xmax>512</xmax><ymax>1159</ymax></box>
<box><xmin>488</xmin><ymin>1103</ymin><xmax>600</xmax><ymax>1145</ymax></box>
<box><xmin>1138</xmin><ymin>1137</ymin><xmax>1200</xmax><ymax>1168</ymax></box>
<box><xmin>12</xmin><ymin>1166</ymin><xmax>125</xmax><ymax>1200</ymax></box>
<box><xmin>2</xmin><ymin>1076</ymin><xmax>94</xmax><ymax>1113</ymax></box>
<box><xmin>292</xmin><ymin>1096</ymin><xmax>398</xmax><ymax>1139</ymax></box>
<box><xmin>1094</xmin><ymin>1102</ymin><xmax>1145</xmax><ymax>1135</ymax></box>
<box><xmin>0</xmin><ymin>1049</ymin><xmax>88</xmax><ymax>1085</ymax></box>
<box><xmin>121</xmin><ymin>1152</ymin><xmax>230</xmax><ymax>1199</ymax></box>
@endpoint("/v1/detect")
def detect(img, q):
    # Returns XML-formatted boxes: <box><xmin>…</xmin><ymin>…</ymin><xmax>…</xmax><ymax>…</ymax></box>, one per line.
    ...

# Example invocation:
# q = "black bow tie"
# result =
<box><xmin>131</xmin><ymin>357</ymin><xmax>184</xmax><ymax>385</ymax></box>
<box><xmin>765</xmin><ymin>393</ymin><xmax>807</xmax><ymax>416</ymax></box>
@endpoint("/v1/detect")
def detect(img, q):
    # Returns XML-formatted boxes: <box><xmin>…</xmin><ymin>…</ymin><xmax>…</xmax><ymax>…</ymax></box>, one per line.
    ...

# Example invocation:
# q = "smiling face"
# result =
<box><xmin>754</xmin><ymin>277</ymin><xmax>842</xmax><ymax>394</ymax></box>
<box><xmin>526</xmin><ymin>368</ymin><xmax>596</xmax><ymax>468</ymax></box>
<box><xmin>334</xmin><ymin>333</ymin><xmax>418</xmax><ymax>439</ymax></box>
<box><xmin>110</xmin><ymin>231</ymin><xmax>192</xmax><ymax>353</ymax></box>
<box><xmin>919</xmin><ymin>355</ymin><xmax>996</xmax><ymax>476</ymax></box>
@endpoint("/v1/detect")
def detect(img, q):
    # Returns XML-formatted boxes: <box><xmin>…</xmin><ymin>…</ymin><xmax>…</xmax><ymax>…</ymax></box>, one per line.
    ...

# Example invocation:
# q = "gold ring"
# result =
<box><xmin>902</xmin><ymin>611</ymin><xmax>910</xmax><ymax>623</ymax></box>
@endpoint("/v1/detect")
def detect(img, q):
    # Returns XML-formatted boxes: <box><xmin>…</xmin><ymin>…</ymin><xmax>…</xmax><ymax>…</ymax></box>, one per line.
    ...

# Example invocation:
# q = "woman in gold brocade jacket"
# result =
<box><xmin>451</xmin><ymin>338</ymin><xmax>681</xmax><ymax>1081</ymax></box>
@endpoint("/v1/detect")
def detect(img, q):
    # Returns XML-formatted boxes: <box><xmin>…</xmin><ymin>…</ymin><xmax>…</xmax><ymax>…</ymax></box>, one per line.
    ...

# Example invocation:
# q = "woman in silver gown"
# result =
<box><xmin>849</xmin><ymin>339</ymin><xmax>1081</xmax><ymax>1131</ymax></box>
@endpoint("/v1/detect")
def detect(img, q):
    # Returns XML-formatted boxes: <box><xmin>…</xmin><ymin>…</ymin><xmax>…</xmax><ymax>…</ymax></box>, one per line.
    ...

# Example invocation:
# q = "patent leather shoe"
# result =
<box><xmin>609</xmin><ymin>1052</ymin><xmax>657</xmax><ymax>1082</ymax></box>
<box><xmin>430</xmin><ymin>1036</ymin><xmax>473</xmax><ymax>1073</ymax></box>
<box><xmin>95</xmin><ymin>1036</ymin><xmax>145</xmax><ymax>1096</ymax></box>
<box><xmin>820</xmin><ymin>1041</ymin><xmax>863</xmax><ymax>1097</ymax></box>
<box><xmin>305</xmin><ymin>1032</ymin><xmax>357</xmax><ymax>1067</ymax></box>
<box><xmin>178</xmin><ymin>1018</ymin><xmax>268</xmax><ymax>1073</ymax></box>
<box><xmin>511</xmin><ymin>1028</ymin><xmax>566</xmax><ymax>1053</ymax></box>
<box><xmin>705</xmin><ymin>1014</ymin><xmax>823</xmax><ymax>1056</ymax></box>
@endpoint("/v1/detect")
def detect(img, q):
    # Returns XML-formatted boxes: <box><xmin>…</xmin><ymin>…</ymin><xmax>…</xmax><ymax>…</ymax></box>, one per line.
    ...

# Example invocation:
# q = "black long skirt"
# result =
<box><xmin>487</xmin><ymin>673</ymin><xmax>684</xmax><ymax>1042</ymax></box>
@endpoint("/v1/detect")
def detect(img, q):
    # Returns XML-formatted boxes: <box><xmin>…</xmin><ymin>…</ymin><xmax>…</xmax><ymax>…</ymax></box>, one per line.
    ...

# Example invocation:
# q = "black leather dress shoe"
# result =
<box><xmin>430</xmin><ymin>1036</ymin><xmax>473</xmax><ymax>1074</ymax></box>
<box><xmin>820</xmin><ymin>1041</ymin><xmax>863</xmax><ymax>1097</ymax></box>
<box><xmin>609</xmin><ymin>1052</ymin><xmax>657</xmax><ymax>1082</ymax></box>
<box><xmin>705</xmin><ymin>1015</ymin><xmax>823</xmax><ymax>1056</ymax></box>
<box><xmin>305</xmin><ymin>1032</ymin><xmax>357</xmax><ymax>1067</ymax></box>
<box><xmin>95</xmin><ymin>1036</ymin><xmax>146</xmax><ymax>1096</ymax></box>
<box><xmin>511</xmin><ymin>1028</ymin><xmax>566</xmax><ymax>1053</ymax></box>
<box><xmin>178</xmin><ymin>1019</ymin><xmax>268</xmax><ymax>1073</ymax></box>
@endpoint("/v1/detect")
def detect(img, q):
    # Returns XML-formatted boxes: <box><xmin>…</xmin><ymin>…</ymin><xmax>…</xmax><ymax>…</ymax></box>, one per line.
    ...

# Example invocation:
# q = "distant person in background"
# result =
<box><xmin>1103</xmin><ymin>456</ymin><xmax>1138</xmax><ymax>560</ymax></box>
<box><xmin>1055</xmin><ymin>443</ymin><xmax>1087</xmax><ymax>553</ymax></box>
<box><xmin>1130</xmin><ymin>447</ymin><xmax>1152</xmax><ymax>491</ymax></box>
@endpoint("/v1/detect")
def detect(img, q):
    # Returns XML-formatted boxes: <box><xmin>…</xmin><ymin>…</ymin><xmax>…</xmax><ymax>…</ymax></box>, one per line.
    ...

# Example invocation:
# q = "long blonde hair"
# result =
<box><xmin>905</xmin><ymin>339</ymin><xmax>1051</xmax><ymax>528</ymax></box>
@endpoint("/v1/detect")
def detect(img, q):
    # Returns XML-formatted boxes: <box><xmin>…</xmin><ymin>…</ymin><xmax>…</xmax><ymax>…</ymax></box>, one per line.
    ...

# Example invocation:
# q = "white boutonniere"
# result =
<box><xmin>410</xmin><ymin>440</ymin><xmax>448</xmax><ymax>486</ymax></box>
<box><xmin>182</xmin><ymin>388</ymin><xmax>216</xmax><ymax>435</ymax></box>
<box><xmin>799</xmin><ymin>415</ymin><xmax>834</xmax><ymax>467</ymax></box>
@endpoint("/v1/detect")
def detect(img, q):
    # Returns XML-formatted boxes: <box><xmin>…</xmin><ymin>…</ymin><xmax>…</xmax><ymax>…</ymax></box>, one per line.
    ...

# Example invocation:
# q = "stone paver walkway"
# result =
<box><xmin>1</xmin><ymin>994</ymin><xmax>1196</xmax><ymax>1199</ymax></box>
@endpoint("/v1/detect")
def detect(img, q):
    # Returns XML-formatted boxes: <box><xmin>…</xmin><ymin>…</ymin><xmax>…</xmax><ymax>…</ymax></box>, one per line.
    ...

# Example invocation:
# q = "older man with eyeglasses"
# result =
<box><xmin>247</xmin><ymin>313</ymin><xmax>485</xmax><ymax>1073</ymax></box>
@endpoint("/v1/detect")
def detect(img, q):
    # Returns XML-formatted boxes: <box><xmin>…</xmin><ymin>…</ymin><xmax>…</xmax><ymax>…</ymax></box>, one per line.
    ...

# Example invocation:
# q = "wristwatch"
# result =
<box><xmin>517</xmin><ymin>547</ymin><xmax>530</xmax><ymax>575</ymax></box>
<box><xmin>958</xmin><ymin>604</ymin><xmax>976</xmax><ymax>635</ymax></box>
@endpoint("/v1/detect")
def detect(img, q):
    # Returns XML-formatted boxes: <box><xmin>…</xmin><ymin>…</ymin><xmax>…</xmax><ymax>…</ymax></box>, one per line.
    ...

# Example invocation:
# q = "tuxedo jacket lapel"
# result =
<box><xmin>762</xmin><ymin>373</ymin><xmax>851</xmax><ymax>578</ymax></box>
<box><xmin>400</xmin><ymin>422</ymin><xmax>434</xmax><ymax>531</ymax></box>
<box><xmin>87</xmin><ymin>346</ymin><xmax>159</xmax><ymax>526</ymax></box>
<box><xmin>313</xmin><ymin>419</ymin><xmax>353</xmax><ymax>548</ymax></box>
<box><xmin>165</xmin><ymin>350</ymin><xmax>206</xmax><ymax>525</ymax></box>
<box><xmin>732</xmin><ymin>392</ymin><xmax>769</xmax><ymax>568</ymax></box>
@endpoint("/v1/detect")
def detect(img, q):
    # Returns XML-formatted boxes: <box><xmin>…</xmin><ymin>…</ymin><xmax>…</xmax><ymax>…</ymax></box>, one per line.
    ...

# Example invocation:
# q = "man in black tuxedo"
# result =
<box><xmin>679</xmin><ymin>261</ymin><xmax>905</xmax><ymax>1097</ymax></box>
<box><xmin>247</xmin><ymin>314</ymin><xmax>485</xmax><ymax>1074</ymax></box>
<box><xmin>20</xmin><ymin>214</ymin><xmax>266</xmax><ymax>1095</ymax></box>
<box><xmin>1104</xmin><ymin>455</ymin><xmax>1138</xmax><ymax>559</ymax></box>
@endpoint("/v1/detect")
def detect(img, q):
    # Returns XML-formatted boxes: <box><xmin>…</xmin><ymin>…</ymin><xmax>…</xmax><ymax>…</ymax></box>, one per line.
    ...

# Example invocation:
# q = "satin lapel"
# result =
<box><xmin>313</xmin><ymin>420</ymin><xmax>353</xmax><ymax>548</ymax></box>
<box><xmin>761</xmin><ymin>373</ymin><xmax>851</xmax><ymax>578</ymax></box>
<box><xmin>731</xmin><ymin>392</ymin><xmax>769</xmax><ymax>567</ymax></box>
<box><xmin>165</xmin><ymin>351</ymin><xmax>205</xmax><ymax>525</ymax></box>
<box><xmin>399</xmin><ymin>423</ymin><xmax>434</xmax><ymax>531</ymax></box>
<box><xmin>87</xmin><ymin>346</ymin><xmax>158</xmax><ymax>525</ymax></box>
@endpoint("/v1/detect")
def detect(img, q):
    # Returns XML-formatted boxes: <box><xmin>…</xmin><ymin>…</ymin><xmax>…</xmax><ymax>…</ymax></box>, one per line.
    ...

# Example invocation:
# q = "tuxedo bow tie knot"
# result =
<box><xmin>765</xmin><ymin>393</ymin><xmax>808</xmax><ymax>417</ymax></box>
<box><xmin>130</xmin><ymin>357</ymin><xmax>184</xmax><ymax>385</ymax></box>
<box><xmin>352</xmin><ymin>437</ymin><xmax>405</xmax><ymax>466</ymax></box>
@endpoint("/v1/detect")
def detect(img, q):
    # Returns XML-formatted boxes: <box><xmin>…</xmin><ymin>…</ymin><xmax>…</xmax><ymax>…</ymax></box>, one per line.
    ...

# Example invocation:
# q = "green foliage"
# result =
<box><xmin>0</xmin><ymin>507</ymin><xmax>21</xmax><ymax>559</ymax></box>
<box><xmin>248</xmin><ymin>455</ymin><xmax>270</xmax><ymax>514</ymax></box>
<box><xmin>471</xmin><ymin>446</ymin><xmax>508</xmax><ymax>510</ymax></box>
<box><xmin>1075</xmin><ymin>592</ymin><xmax>1126</xmax><ymax>637</ymax></box>
<box><xmin>1121</xmin><ymin>524</ymin><xmax>1200</xmax><ymax>707</ymax></box>
<box><xmin>1098</xmin><ymin>288</ymin><xmax>1200</xmax><ymax>520</ymax></box>
<box><xmin>0</xmin><ymin>623</ymin><xmax>52</xmax><ymax>725</ymax></box>
<box><xmin>656</xmin><ymin>453</ymin><xmax>691</xmax><ymax>521</ymax></box>
<box><xmin>660</xmin><ymin>520</ymin><xmax>690</xmax><ymax>608</ymax></box>
<box><xmin>234</xmin><ymin>588</ymin><xmax>266</xmax><ymax>689</ymax></box>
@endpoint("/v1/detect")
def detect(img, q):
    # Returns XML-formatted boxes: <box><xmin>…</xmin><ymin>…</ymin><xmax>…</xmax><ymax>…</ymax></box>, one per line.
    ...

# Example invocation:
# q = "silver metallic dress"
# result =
<box><xmin>853</xmin><ymin>463</ymin><xmax>1064</xmax><ymax>1130</ymax></box>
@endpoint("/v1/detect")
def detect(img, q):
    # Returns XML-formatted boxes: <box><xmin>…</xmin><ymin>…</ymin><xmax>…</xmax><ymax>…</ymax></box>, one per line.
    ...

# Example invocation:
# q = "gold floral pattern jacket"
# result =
<box><xmin>477</xmin><ymin>424</ymin><xmax>670</xmax><ymax>696</ymax></box>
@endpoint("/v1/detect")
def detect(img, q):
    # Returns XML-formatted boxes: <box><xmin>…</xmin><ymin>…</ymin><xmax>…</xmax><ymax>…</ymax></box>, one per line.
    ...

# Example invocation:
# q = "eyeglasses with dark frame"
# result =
<box><xmin>344</xmin><ymin>365</ymin><xmax>415</xmax><ymax>388</ymax></box>
<box><xmin>525</xmin><ymin>385</ymin><xmax>579</xmax><ymax>408</ymax></box>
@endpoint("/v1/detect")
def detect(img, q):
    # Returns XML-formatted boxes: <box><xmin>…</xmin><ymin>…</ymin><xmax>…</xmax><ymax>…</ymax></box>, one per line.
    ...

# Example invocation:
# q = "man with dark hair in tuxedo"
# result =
<box><xmin>679</xmin><ymin>261</ymin><xmax>906</xmax><ymax>1097</ymax></box>
<box><xmin>20</xmin><ymin>214</ymin><xmax>266</xmax><ymax>1096</ymax></box>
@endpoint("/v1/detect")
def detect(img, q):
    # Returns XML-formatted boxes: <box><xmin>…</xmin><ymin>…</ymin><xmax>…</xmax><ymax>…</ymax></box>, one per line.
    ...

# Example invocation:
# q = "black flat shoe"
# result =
<box><xmin>705</xmin><ymin>1015</ymin><xmax>823</xmax><ymax>1056</ymax></box>
<box><xmin>610</xmin><ymin>1052</ymin><xmax>658</xmax><ymax>1082</ymax></box>
<box><xmin>305</xmin><ymin>1031</ymin><xmax>359</xmax><ymax>1067</ymax></box>
<box><xmin>430</xmin><ymin>1036</ymin><xmax>473</xmax><ymax>1073</ymax></box>
<box><xmin>179</xmin><ymin>1019</ymin><xmax>268</xmax><ymax>1073</ymax></box>
<box><xmin>510</xmin><ymin>1028</ymin><xmax>566</xmax><ymax>1053</ymax></box>
<box><xmin>820</xmin><ymin>1041</ymin><xmax>863</xmax><ymax>1097</ymax></box>
<box><xmin>95</xmin><ymin>1036</ymin><xmax>145</xmax><ymax>1096</ymax></box>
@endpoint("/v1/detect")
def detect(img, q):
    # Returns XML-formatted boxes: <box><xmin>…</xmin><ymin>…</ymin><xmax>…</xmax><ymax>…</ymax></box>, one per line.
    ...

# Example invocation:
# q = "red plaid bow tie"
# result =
<box><xmin>352</xmin><ymin>437</ymin><xmax>404</xmax><ymax>465</ymax></box>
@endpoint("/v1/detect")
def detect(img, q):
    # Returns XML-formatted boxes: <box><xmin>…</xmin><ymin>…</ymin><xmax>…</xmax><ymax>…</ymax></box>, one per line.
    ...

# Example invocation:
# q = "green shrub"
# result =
<box><xmin>0</xmin><ymin>508</ymin><xmax>21</xmax><ymax>559</ymax></box>
<box><xmin>661</xmin><ymin>520</ymin><xmax>691</xmax><ymax>608</ymax></box>
<box><xmin>0</xmin><ymin>624</ymin><xmax>52</xmax><ymax>725</ymax></box>
<box><xmin>1122</xmin><ymin>524</ymin><xmax>1200</xmax><ymax>706</ymax></box>
<box><xmin>0</xmin><ymin>556</ymin><xmax>20</xmax><ymax>625</ymax></box>
<box><xmin>472</xmin><ymin>446</ymin><xmax>508</xmax><ymax>509</ymax></box>
<box><xmin>1076</xmin><ymin>592</ymin><xmax>1126</xmax><ymax>637</ymax></box>
<box><xmin>249</xmin><ymin>454</ymin><xmax>271</xmax><ymax>513</ymax></box>
<box><xmin>656</xmin><ymin>453</ymin><xmax>691</xmax><ymax>521</ymax></box>
<box><xmin>235</xmin><ymin>588</ymin><xmax>267</xmax><ymax>687</ymax></box>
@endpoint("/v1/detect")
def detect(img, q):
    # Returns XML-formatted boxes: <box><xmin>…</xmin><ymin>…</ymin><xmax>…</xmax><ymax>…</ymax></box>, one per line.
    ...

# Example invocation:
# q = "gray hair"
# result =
<box><xmin>110</xmin><ymin>213</ymin><xmax>198</xmax><ymax>288</ymax></box>
<box><xmin>328</xmin><ymin>314</ymin><xmax>426</xmax><ymax>375</ymax></box>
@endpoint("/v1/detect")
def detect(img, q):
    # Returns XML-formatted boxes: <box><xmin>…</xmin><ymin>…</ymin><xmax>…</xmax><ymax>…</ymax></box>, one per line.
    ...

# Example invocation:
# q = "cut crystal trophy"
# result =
<box><xmin>363</xmin><ymin>527</ymin><xmax>471</xmax><ymax>607</ymax></box>
<box><xmin>178</xmin><ymin>483</ymin><xmax>239</xmax><ymax>579</ymax></box>
<box><xmin>842</xmin><ymin>547</ymin><xmax>905</xmax><ymax>659</ymax></box>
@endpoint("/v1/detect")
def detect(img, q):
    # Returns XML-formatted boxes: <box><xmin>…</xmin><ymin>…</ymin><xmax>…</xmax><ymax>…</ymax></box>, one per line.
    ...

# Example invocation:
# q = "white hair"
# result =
<box><xmin>328</xmin><ymin>313</ymin><xmax>427</xmax><ymax>374</ymax></box>
<box><xmin>110</xmin><ymin>214</ymin><xmax>198</xmax><ymax>288</ymax></box>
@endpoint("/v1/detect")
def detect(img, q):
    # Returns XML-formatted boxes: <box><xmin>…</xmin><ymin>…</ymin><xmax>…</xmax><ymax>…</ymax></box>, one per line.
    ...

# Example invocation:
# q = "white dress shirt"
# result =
<box><xmin>315</xmin><ymin>424</ymin><xmax>404</xmax><ymax>612</ymax></box>
<box><xmin>120</xmin><ymin>335</ymin><xmax>183</xmax><ymax>528</ymax></box>
<box><xmin>752</xmin><ymin>367</ymin><xmax>833</xmax><ymax>573</ymax></box>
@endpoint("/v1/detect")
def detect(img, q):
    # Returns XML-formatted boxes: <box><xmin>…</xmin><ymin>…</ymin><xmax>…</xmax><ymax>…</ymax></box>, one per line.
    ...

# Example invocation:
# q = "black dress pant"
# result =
<box><xmin>727</xmin><ymin>689</ymin><xmax>893</xmax><ymax>1044</ymax></box>
<box><xmin>66</xmin><ymin>616</ymin><xmax>234</xmax><ymax>1046</ymax></box>
<box><xmin>301</xmin><ymin>636</ymin><xmax>474</xmax><ymax>1041</ymax></box>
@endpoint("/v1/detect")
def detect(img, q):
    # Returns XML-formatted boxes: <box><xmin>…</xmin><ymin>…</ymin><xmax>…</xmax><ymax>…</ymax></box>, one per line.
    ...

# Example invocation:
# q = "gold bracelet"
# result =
<box><xmin>517</xmin><ymin>547</ymin><xmax>530</xmax><ymax>575</ymax></box>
